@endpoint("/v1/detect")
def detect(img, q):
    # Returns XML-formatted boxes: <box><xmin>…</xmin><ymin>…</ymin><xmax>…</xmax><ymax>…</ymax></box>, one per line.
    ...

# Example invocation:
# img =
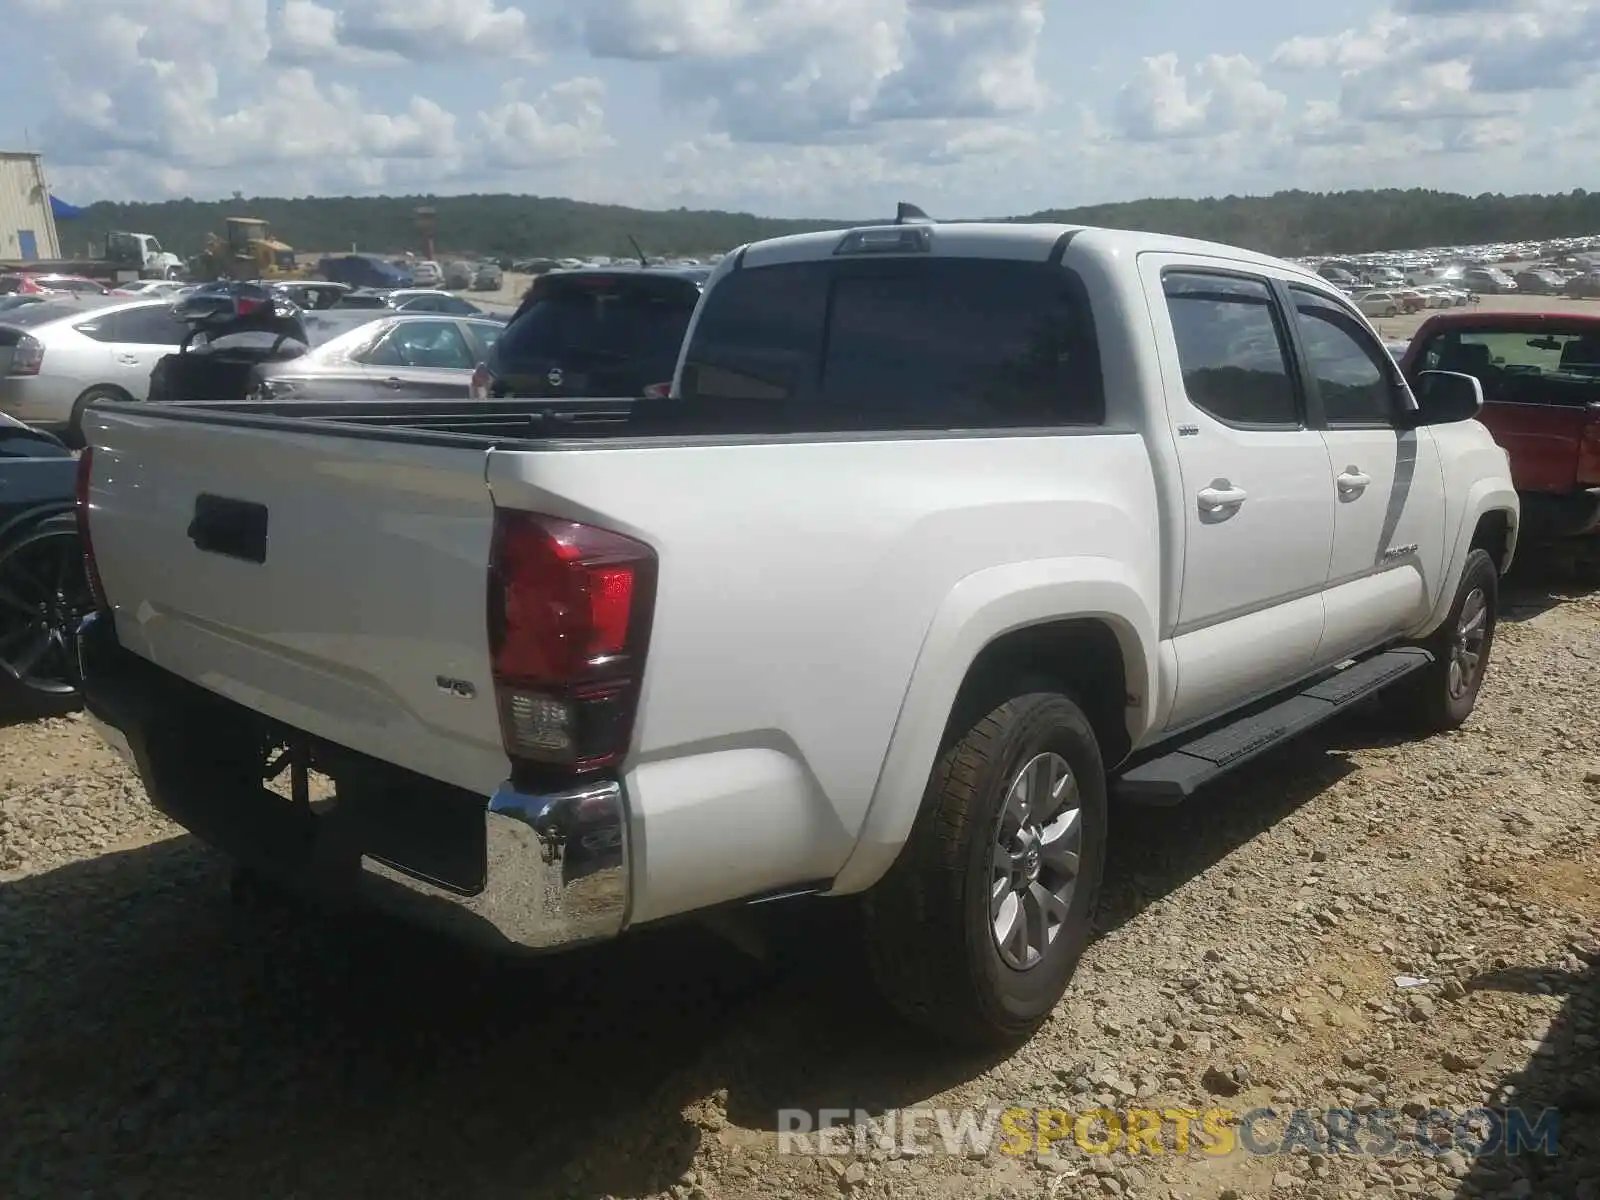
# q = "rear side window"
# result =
<box><xmin>465</xmin><ymin>322</ymin><xmax>502</xmax><ymax>356</ymax></box>
<box><xmin>1163</xmin><ymin>272</ymin><xmax>1300</xmax><ymax>428</ymax></box>
<box><xmin>679</xmin><ymin>257</ymin><xmax>1104</xmax><ymax>428</ymax></box>
<box><xmin>109</xmin><ymin>304</ymin><xmax>187</xmax><ymax>346</ymax></box>
<box><xmin>496</xmin><ymin>276</ymin><xmax>698</xmax><ymax>376</ymax></box>
<box><xmin>363</xmin><ymin>320</ymin><xmax>475</xmax><ymax>369</ymax></box>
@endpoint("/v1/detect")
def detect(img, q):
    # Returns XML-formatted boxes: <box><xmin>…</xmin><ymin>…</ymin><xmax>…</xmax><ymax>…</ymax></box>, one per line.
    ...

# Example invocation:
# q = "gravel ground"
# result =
<box><xmin>2</xmin><ymin>557</ymin><xmax>1598</xmax><ymax>1200</ymax></box>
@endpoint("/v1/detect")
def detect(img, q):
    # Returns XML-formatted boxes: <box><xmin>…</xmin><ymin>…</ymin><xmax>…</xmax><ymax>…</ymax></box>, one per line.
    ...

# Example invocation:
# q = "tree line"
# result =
<box><xmin>56</xmin><ymin>186</ymin><xmax>1600</xmax><ymax>263</ymax></box>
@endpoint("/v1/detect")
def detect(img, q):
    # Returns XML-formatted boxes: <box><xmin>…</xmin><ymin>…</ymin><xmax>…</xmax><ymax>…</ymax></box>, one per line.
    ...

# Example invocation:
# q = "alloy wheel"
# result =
<box><xmin>990</xmin><ymin>751</ymin><xmax>1084</xmax><ymax>971</ymax></box>
<box><xmin>0</xmin><ymin>523</ymin><xmax>92</xmax><ymax>696</ymax></box>
<box><xmin>1448</xmin><ymin>587</ymin><xmax>1488</xmax><ymax>701</ymax></box>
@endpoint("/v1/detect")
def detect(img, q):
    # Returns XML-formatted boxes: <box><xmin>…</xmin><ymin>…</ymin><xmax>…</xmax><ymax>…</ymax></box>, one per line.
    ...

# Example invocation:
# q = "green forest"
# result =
<box><xmin>59</xmin><ymin>186</ymin><xmax>1600</xmax><ymax>263</ymax></box>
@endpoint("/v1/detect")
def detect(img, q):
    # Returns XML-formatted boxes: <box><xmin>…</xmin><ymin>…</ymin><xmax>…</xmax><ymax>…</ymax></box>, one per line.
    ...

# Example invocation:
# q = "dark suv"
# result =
<box><xmin>471</xmin><ymin>266</ymin><xmax>709</xmax><ymax>399</ymax></box>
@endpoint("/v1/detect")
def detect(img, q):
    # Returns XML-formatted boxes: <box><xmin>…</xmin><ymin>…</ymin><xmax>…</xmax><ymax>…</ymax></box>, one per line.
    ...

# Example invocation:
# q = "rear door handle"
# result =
<box><xmin>1337</xmin><ymin>469</ymin><xmax>1372</xmax><ymax>494</ymax></box>
<box><xmin>383</xmin><ymin>377</ymin><xmax>404</xmax><ymax>389</ymax></box>
<box><xmin>1197</xmin><ymin>485</ymin><xmax>1248</xmax><ymax>510</ymax></box>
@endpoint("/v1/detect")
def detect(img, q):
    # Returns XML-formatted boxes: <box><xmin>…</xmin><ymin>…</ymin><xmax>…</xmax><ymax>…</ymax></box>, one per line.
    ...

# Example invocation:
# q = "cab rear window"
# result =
<box><xmin>678</xmin><ymin>256</ymin><xmax>1104</xmax><ymax>430</ymax></box>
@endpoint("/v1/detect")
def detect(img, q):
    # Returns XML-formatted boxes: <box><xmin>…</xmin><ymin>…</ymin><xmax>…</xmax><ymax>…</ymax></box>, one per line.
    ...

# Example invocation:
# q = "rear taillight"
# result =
<box><xmin>75</xmin><ymin>447</ymin><xmax>108</xmax><ymax>610</ymax></box>
<box><xmin>470</xmin><ymin>363</ymin><xmax>490</xmax><ymax>399</ymax></box>
<box><xmin>8</xmin><ymin>334</ymin><xmax>43</xmax><ymax>376</ymax></box>
<box><xmin>642</xmin><ymin>381</ymin><xmax>671</xmax><ymax>399</ymax></box>
<box><xmin>488</xmin><ymin>511</ymin><xmax>657</xmax><ymax>779</ymax></box>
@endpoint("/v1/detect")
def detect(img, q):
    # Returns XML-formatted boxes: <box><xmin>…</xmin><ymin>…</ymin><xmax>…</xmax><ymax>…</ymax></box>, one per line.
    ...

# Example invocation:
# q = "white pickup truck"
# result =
<box><xmin>74</xmin><ymin>218</ymin><xmax>1518</xmax><ymax>1048</ymax></box>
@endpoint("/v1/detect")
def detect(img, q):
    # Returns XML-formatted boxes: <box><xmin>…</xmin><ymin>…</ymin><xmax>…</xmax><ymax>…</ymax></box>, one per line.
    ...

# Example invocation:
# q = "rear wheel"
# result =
<box><xmin>862</xmin><ymin>691</ymin><xmax>1108</xmax><ymax>1048</ymax></box>
<box><xmin>0</xmin><ymin>512</ymin><xmax>92</xmax><ymax>711</ymax></box>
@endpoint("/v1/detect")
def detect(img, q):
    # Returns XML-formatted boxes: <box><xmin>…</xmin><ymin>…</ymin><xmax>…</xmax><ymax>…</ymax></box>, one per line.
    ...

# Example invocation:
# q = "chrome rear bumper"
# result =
<box><xmin>360</xmin><ymin>780</ymin><xmax>629</xmax><ymax>950</ymax></box>
<box><xmin>80</xmin><ymin>611</ymin><xmax>630</xmax><ymax>954</ymax></box>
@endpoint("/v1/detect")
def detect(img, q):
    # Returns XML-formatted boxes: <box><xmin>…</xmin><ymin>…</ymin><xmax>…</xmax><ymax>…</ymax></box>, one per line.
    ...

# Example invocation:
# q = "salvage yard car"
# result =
<box><xmin>0</xmin><ymin>413</ymin><xmax>89</xmax><ymax>709</ymax></box>
<box><xmin>471</xmin><ymin>264</ymin><xmax>709</xmax><ymax>400</ymax></box>
<box><xmin>74</xmin><ymin>218</ymin><xmax>1517</xmax><ymax>1049</ymax></box>
<box><xmin>1401</xmin><ymin>310</ymin><xmax>1600</xmax><ymax>541</ymax></box>
<box><xmin>252</xmin><ymin>314</ymin><xmax>504</xmax><ymax>401</ymax></box>
<box><xmin>0</xmin><ymin>296</ymin><xmax>186</xmax><ymax>446</ymax></box>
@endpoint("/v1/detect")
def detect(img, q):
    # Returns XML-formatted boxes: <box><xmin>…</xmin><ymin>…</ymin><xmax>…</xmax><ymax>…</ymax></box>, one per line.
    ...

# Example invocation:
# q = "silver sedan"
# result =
<box><xmin>0</xmin><ymin>297</ymin><xmax>187</xmax><ymax>445</ymax></box>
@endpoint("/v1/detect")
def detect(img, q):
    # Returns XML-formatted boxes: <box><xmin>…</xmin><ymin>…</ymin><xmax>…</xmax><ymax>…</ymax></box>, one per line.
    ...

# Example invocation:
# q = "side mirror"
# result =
<box><xmin>1399</xmin><ymin>370</ymin><xmax>1483</xmax><ymax>428</ymax></box>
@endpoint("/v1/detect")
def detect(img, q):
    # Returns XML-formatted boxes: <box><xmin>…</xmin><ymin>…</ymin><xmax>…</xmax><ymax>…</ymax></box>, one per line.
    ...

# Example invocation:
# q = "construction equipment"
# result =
<box><xmin>190</xmin><ymin>217</ymin><xmax>304</xmax><ymax>282</ymax></box>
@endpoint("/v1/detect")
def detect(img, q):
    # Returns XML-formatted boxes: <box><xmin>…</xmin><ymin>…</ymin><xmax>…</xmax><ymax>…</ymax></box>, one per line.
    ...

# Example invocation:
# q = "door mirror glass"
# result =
<box><xmin>1405</xmin><ymin>369</ymin><xmax>1483</xmax><ymax>426</ymax></box>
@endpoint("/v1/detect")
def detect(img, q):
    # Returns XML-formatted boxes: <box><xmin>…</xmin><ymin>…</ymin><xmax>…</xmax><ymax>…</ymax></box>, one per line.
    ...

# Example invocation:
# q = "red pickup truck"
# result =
<box><xmin>1400</xmin><ymin>311</ymin><xmax>1600</xmax><ymax>539</ymax></box>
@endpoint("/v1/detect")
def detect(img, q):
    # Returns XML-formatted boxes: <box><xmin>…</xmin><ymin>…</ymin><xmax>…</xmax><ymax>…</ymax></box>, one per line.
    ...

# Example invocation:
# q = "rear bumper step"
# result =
<box><xmin>1113</xmin><ymin>647</ymin><xmax>1433</xmax><ymax>806</ymax></box>
<box><xmin>77</xmin><ymin>613</ymin><xmax>629</xmax><ymax>953</ymax></box>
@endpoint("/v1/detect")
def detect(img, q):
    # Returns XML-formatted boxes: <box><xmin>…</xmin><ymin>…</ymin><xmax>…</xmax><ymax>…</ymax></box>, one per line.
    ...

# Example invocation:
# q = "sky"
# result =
<box><xmin>5</xmin><ymin>0</ymin><xmax>1599</xmax><ymax>219</ymax></box>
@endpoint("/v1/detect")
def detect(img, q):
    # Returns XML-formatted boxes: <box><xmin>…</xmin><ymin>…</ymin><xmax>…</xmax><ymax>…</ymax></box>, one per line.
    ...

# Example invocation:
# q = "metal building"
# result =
<box><xmin>0</xmin><ymin>151</ymin><xmax>62</xmax><ymax>262</ymax></box>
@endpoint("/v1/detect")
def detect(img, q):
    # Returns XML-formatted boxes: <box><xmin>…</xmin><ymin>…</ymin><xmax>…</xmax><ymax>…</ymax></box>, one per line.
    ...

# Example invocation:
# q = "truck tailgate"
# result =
<box><xmin>84</xmin><ymin>408</ymin><xmax>508</xmax><ymax>796</ymax></box>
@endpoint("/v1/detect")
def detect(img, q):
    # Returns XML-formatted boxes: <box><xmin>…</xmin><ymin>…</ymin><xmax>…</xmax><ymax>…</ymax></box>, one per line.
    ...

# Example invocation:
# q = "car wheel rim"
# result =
<box><xmin>1448</xmin><ymin>587</ymin><xmax>1488</xmax><ymax>701</ymax></box>
<box><xmin>0</xmin><ymin>526</ymin><xmax>91</xmax><ymax>695</ymax></box>
<box><xmin>990</xmin><ymin>751</ymin><xmax>1082</xmax><ymax>971</ymax></box>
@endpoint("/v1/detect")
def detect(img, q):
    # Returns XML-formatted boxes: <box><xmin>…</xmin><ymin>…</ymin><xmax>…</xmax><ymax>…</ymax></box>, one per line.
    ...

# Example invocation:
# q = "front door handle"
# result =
<box><xmin>1337</xmin><ymin>468</ymin><xmax>1372</xmax><ymax>495</ymax></box>
<box><xmin>1197</xmin><ymin>484</ymin><xmax>1248</xmax><ymax>511</ymax></box>
<box><xmin>383</xmin><ymin>377</ymin><xmax>404</xmax><ymax>389</ymax></box>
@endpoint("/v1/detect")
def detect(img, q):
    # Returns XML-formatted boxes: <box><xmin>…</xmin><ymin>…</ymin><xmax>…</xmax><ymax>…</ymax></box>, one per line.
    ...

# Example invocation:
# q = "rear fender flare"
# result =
<box><xmin>828</xmin><ymin>557</ymin><xmax>1157</xmax><ymax>895</ymax></box>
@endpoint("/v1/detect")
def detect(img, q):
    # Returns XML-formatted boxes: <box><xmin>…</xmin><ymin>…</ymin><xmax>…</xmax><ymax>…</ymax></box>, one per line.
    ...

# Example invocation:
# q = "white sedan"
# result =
<box><xmin>1355</xmin><ymin>290</ymin><xmax>1404</xmax><ymax>317</ymax></box>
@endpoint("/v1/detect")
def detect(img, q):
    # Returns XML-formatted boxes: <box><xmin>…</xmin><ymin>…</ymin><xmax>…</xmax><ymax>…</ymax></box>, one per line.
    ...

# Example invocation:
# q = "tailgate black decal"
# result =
<box><xmin>188</xmin><ymin>494</ymin><xmax>268</xmax><ymax>564</ymax></box>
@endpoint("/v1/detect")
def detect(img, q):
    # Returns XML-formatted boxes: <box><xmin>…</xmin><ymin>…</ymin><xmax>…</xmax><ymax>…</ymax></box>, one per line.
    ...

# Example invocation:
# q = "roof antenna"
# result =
<box><xmin>896</xmin><ymin>202</ymin><xmax>932</xmax><ymax>225</ymax></box>
<box><xmin>627</xmin><ymin>234</ymin><xmax>649</xmax><ymax>267</ymax></box>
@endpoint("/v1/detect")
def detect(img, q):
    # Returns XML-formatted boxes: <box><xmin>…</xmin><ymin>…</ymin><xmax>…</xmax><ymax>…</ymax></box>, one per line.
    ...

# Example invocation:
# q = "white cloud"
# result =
<box><xmin>478</xmin><ymin>78</ymin><xmax>615</xmax><ymax>168</ymax></box>
<box><xmin>1114</xmin><ymin>53</ymin><xmax>1286</xmax><ymax>141</ymax></box>
<box><xmin>12</xmin><ymin>0</ymin><xmax>1600</xmax><ymax>214</ymax></box>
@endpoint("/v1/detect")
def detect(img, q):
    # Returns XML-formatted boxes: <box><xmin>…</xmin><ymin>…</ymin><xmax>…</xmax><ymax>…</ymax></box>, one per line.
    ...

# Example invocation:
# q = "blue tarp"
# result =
<box><xmin>49</xmin><ymin>195</ymin><xmax>85</xmax><ymax>219</ymax></box>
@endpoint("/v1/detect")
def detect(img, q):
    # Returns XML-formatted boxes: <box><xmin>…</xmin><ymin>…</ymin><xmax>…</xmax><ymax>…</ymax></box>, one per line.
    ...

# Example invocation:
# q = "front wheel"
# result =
<box><xmin>1383</xmin><ymin>548</ymin><xmax>1498</xmax><ymax>733</ymax></box>
<box><xmin>862</xmin><ymin>691</ymin><xmax>1108</xmax><ymax>1048</ymax></box>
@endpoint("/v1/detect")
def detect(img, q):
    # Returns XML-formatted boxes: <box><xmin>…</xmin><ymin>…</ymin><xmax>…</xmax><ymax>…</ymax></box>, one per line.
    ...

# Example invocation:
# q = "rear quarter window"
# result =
<box><xmin>679</xmin><ymin>256</ymin><xmax>1105</xmax><ymax>430</ymax></box>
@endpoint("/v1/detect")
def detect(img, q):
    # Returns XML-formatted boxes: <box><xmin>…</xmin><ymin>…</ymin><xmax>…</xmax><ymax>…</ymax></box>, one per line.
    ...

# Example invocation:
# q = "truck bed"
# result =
<box><xmin>80</xmin><ymin>394</ymin><xmax>1161</xmax><ymax>924</ymax></box>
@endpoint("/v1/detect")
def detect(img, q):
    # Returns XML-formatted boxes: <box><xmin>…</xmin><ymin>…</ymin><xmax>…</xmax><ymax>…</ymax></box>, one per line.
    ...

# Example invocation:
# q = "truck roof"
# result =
<box><xmin>731</xmin><ymin>220</ymin><xmax>1325</xmax><ymax>286</ymax></box>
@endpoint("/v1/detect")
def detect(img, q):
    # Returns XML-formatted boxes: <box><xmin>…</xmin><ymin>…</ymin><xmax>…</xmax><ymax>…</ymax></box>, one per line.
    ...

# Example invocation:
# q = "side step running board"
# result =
<box><xmin>1113</xmin><ymin>647</ymin><xmax>1433</xmax><ymax>806</ymax></box>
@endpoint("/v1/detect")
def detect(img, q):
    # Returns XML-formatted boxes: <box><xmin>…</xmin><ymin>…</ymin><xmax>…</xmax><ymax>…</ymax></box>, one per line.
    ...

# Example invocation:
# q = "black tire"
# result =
<box><xmin>0</xmin><ymin>511</ymin><xmax>90</xmax><ymax>716</ymax></box>
<box><xmin>862</xmin><ymin>691</ymin><xmax>1108</xmax><ymax>1048</ymax></box>
<box><xmin>1383</xmin><ymin>548</ymin><xmax>1498</xmax><ymax>733</ymax></box>
<box><xmin>66</xmin><ymin>386</ymin><xmax>129</xmax><ymax>449</ymax></box>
